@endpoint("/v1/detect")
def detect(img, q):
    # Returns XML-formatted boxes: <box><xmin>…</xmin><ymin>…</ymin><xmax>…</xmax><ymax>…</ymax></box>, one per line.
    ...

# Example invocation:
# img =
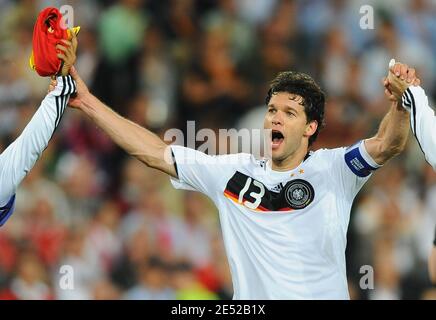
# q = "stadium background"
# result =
<box><xmin>0</xmin><ymin>0</ymin><xmax>435</xmax><ymax>300</ymax></box>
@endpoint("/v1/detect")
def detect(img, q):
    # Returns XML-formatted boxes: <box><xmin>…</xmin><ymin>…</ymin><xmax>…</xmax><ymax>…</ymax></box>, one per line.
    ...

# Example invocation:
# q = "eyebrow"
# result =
<box><xmin>268</xmin><ymin>104</ymin><xmax>299</xmax><ymax>114</ymax></box>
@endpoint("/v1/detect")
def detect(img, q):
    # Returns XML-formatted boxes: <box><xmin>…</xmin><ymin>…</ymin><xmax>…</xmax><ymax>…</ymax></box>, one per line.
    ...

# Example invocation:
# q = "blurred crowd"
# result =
<box><xmin>0</xmin><ymin>0</ymin><xmax>436</xmax><ymax>300</ymax></box>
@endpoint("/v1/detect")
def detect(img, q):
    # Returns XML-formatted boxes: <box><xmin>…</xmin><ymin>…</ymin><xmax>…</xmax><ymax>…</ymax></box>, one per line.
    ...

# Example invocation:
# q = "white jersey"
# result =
<box><xmin>402</xmin><ymin>86</ymin><xmax>436</xmax><ymax>170</ymax></box>
<box><xmin>0</xmin><ymin>75</ymin><xmax>75</xmax><ymax>226</ymax></box>
<box><xmin>170</xmin><ymin>140</ymin><xmax>380</xmax><ymax>299</ymax></box>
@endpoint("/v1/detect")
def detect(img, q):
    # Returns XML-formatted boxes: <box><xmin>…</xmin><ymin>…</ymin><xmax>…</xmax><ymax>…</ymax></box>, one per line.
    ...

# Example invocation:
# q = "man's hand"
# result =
<box><xmin>48</xmin><ymin>66</ymin><xmax>90</xmax><ymax>109</ymax></box>
<box><xmin>384</xmin><ymin>61</ymin><xmax>421</xmax><ymax>102</ymax></box>
<box><xmin>57</xmin><ymin>29</ymin><xmax>78</xmax><ymax>76</ymax></box>
<box><xmin>364</xmin><ymin>60</ymin><xmax>416</xmax><ymax>165</ymax></box>
<box><xmin>67</xmin><ymin>66</ymin><xmax>90</xmax><ymax>109</ymax></box>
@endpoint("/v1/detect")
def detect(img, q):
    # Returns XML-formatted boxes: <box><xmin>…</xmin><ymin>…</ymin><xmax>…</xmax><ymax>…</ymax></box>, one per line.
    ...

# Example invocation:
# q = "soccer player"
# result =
<box><xmin>0</xmin><ymin>34</ymin><xmax>77</xmax><ymax>227</ymax></box>
<box><xmin>55</xmin><ymin>60</ymin><xmax>416</xmax><ymax>299</ymax></box>
<box><xmin>384</xmin><ymin>62</ymin><xmax>436</xmax><ymax>285</ymax></box>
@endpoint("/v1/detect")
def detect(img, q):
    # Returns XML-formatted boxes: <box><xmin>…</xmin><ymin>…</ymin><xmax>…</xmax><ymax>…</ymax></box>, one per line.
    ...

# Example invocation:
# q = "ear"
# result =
<box><xmin>304</xmin><ymin>120</ymin><xmax>318</xmax><ymax>139</ymax></box>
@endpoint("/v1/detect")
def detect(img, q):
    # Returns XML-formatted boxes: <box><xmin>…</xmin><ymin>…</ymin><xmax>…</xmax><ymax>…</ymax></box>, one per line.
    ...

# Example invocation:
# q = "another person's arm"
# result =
<box><xmin>0</xmin><ymin>75</ymin><xmax>76</xmax><ymax>225</ymax></box>
<box><xmin>0</xmin><ymin>31</ymin><xmax>77</xmax><ymax>226</ymax></box>
<box><xmin>430</xmin><ymin>227</ymin><xmax>436</xmax><ymax>284</ymax></box>
<box><xmin>401</xmin><ymin>85</ymin><xmax>436</xmax><ymax>169</ymax></box>
<box><xmin>383</xmin><ymin>60</ymin><xmax>436</xmax><ymax>169</ymax></box>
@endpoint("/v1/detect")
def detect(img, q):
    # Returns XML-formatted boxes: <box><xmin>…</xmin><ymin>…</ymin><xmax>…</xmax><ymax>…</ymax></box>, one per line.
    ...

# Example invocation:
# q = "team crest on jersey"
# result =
<box><xmin>283</xmin><ymin>179</ymin><xmax>314</xmax><ymax>209</ymax></box>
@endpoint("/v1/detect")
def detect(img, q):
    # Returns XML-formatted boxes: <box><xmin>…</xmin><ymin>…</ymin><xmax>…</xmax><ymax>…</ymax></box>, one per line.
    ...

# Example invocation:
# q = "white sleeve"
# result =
<box><xmin>402</xmin><ymin>86</ymin><xmax>436</xmax><ymax>170</ymax></box>
<box><xmin>329</xmin><ymin>141</ymin><xmax>381</xmax><ymax>201</ymax></box>
<box><xmin>169</xmin><ymin>145</ymin><xmax>248</xmax><ymax>199</ymax></box>
<box><xmin>0</xmin><ymin>75</ymin><xmax>76</xmax><ymax>208</ymax></box>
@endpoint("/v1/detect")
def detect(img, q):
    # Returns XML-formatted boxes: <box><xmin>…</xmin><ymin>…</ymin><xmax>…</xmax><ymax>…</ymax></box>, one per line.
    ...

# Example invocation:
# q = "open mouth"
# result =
<box><xmin>271</xmin><ymin>130</ymin><xmax>284</xmax><ymax>149</ymax></box>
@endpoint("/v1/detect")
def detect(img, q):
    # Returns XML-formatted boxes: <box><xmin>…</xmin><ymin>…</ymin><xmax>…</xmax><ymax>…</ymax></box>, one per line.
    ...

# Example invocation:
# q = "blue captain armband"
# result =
<box><xmin>0</xmin><ymin>195</ymin><xmax>16</xmax><ymax>227</ymax></box>
<box><xmin>344</xmin><ymin>141</ymin><xmax>382</xmax><ymax>177</ymax></box>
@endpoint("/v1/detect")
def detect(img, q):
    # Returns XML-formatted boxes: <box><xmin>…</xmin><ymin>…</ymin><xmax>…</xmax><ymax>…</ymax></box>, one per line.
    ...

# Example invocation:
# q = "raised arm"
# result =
<box><xmin>364</xmin><ymin>61</ymin><xmax>418</xmax><ymax>165</ymax></box>
<box><xmin>0</xmin><ymin>76</ymin><xmax>76</xmax><ymax>216</ymax></box>
<box><xmin>401</xmin><ymin>85</ymin><xmax>436</xmax><ymax>169</ymax></box>
<box><xmin>0</xmin><ymin>31</ymin><xmax>77</xmax><ymax>217</ymax></box>
<box><xmin>364</xmin><ymin>101</ymin><xmax>409</xmax><ymax>165</ymax></box>
<box><xmin>66</xmin><ymin>67</ymin><xmax>177</xmax><ymax>178</ymax></box>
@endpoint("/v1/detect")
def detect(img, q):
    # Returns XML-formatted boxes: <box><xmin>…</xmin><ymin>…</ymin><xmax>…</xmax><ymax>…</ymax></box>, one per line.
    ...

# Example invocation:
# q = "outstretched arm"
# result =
<box><xmin>65</xmin><ymin>67</ymin><xmax>177</xmax><ymax>178</ymax></box>
<box><xmin>382</xmin><ymin>59</ymin><xmax>436</xmax><ymax>169</ymax></box>
<box><xmin>401</xmin><ymin>86</ymin><xmax>436</xmax><ymax>169</ymax></box>
<box><xmin>0</xmin><ymin>76</ymin><xmax>76</xmax><ymax>217</ymax></box>
<box><xmin>364</xmin><ymin>101</ymin><xmax>409</xmax><ymax>165</ymax></box>
<box><xmin>0</xmin><ymin>29</ymin><xmax>77</xmax><ymax>226</ymax></box>
<box><xmin>364</xmin><ymin>61</ymin><xmax>417</xmax><ymax>165</ymax></box>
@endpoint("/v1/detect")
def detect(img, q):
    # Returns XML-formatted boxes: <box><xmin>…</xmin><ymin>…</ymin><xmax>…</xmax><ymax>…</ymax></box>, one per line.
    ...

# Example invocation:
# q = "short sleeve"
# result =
<box><xmin>169</xmin><ymin>145</ymin><xmax>250</xmax><ymax>199</ymax></box>
<box><xmin>328</xmin><ymin>140</ymin><xmax>381</xmax><ymax>201</ymax></box>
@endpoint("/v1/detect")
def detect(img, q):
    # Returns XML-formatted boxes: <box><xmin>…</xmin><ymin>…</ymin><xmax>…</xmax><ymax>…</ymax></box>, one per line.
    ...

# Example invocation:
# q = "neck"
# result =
<box><xmin>271</xmin><ymin>145</ymin><xmax>309</xmax><ymax>171</ymax></box>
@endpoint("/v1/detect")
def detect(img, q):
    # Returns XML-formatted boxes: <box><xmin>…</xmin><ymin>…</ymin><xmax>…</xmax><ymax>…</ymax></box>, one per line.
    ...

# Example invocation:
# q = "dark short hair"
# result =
<box><xmin>265</xmin><ymin>71</ymin><xmax>326</xmax><ymax>146</ymax></box>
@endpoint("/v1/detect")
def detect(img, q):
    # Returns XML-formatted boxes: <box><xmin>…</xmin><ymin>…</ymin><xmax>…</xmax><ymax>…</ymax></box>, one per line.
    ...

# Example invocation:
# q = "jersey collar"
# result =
<box><xmin>264</xmin><ymin>151</ymin><xmax>313</xmax><ymax>177</ymax></box>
